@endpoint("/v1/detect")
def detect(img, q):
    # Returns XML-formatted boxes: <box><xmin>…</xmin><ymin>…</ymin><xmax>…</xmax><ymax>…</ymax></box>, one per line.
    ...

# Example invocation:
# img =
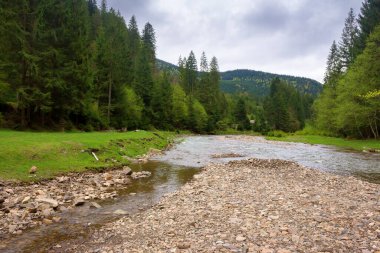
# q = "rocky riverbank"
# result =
<box><xmin>0</xmin><ymin>166</ymin><xmax>152</xmax><ymax>237</ymax></box>
<box><xmin>65</xmin><ymin>158</ymin><xmax>380</xmax><ymax>253</ymax></box>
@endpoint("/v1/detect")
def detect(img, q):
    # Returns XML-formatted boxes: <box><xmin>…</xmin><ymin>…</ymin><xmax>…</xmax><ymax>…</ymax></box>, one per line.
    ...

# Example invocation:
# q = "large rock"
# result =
<box><xmin>122</xmin><ymin>166</ymin><xmax>133</xmax><ymax>175</ymax></box>
<box><xmin>36</xmin><ymin>197</ymin><xmax>59</xmax><ymax>208</ymax></box>
<box><xmin>73</xmin><ymin>199</ymin><xmax>86</xmax><ymax>206</ymax></box>
<box><xmin>21</xmin><ymin>196</ymin><xmax>31</xmax><ymax>204</ymax></box>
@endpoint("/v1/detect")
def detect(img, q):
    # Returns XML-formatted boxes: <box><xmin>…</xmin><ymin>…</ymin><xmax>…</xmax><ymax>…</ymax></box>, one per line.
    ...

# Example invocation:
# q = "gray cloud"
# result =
<box><xmin>107</xmin><ymin>0</ymin><xmax>364</xmax><ymax>82</ymax></box>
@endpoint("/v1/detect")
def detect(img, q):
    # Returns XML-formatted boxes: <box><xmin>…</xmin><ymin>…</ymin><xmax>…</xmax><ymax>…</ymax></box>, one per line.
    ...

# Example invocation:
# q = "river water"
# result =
<box><xmin>156</xmin><ymin>136</ymin><xmax>380</xmax><ymax>183</ymax></box>
<box><xmin>2</xmin><ymin>135</ymin><xmax>379</xmax><ymax>252</ymax></box>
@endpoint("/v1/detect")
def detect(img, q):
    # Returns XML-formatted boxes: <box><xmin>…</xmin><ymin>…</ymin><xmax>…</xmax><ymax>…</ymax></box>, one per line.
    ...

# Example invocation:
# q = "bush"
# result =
<box><xmin>216</xmin><ymin>119</ymin><xmax>230</xmax><ymax>131</ymax></box>
<box><xmin>266</xmin><ymin>130</ymin><xmax>288</xmax><ymax>138</ymax></box>
<box><xmin>295</xmin><ymin>123</ymin><xmax>338</xmax><ymax>137</ymax></box>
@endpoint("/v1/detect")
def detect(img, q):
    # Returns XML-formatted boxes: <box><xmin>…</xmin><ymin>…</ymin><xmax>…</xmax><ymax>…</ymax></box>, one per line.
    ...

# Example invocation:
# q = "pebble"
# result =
<box><xmin>236</xmin><ymin>235</ymin><xmax>246</xmax><ymax>242</ymax></box>
<box><xmin>64</xmin><ymin>158</ymin><xmax>380</xmax><ymax>252</ymax></box>
<box><xmin>0</xmin><ymin>167</ymin><xmax>148</xmax><ymax>236</ymax></box>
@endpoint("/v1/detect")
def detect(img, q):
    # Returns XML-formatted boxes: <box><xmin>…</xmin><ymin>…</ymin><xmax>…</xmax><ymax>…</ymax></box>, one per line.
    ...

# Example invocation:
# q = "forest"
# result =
<box><xmin>313</xmin><ymin>0</ymin><xmax>380</xmax><ymax>139</ymax></box>
<box><xmin>0</xmin><ymin>0</ymin><xmax>315</xmax><ymax>134</ymax></box>
<box><xmin>1</xmin><ymin>0</ymin><xmax>377</xmax><ymax>138</ymax></box>
<box><xmin>0</xmin><ymin>0</ymin><xmax>223</xmax><ymax>132</ymax></box>
<box><xmin>220</xmin><ymin>69</ymin><xmax>322</xmax><ymax>97</ymax></box>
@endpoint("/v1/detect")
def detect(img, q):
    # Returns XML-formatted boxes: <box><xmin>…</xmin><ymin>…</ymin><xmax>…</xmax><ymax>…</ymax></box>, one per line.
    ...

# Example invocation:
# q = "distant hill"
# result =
<box><xmin>156</xmin><ymin>59</ymin><xmax>179</xmax><ymax>73</ymax></box>
<box><xmin>220</xmin><ymin>69</ymin><xmax>322</xmax><ymax>97</ymax></box>
<box><xmin>156</xmin><ymin>60</ymin><xmax>323</xmax><ymax>97</ymax></box>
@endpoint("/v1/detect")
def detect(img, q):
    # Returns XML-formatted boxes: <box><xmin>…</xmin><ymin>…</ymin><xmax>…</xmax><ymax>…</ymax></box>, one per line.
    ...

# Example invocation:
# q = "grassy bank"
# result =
<box><xmin>0</xmin><ymin>130</ymin><xmax>175</xmax><ymax>181</ymax></box>
<box><xmin>267</xmin><ymin>134</ymin><xmax>380</xmax><ymax>151</ymax></box>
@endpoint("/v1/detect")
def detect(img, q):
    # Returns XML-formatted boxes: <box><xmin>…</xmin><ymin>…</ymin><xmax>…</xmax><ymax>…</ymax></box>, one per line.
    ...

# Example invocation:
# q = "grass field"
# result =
<box><xmin>267</xmin><ymin>134</ymin><xmax>380</xmax><ymax>151</ymax></box>
<box><xmin>0</xmin><ymin>130</ymin><xmax>175</xmax><ymax>181</ymax></box>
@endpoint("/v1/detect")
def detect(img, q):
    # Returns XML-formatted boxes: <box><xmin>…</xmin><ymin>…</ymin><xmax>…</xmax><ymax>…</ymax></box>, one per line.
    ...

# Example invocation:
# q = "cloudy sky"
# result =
<box><xmin>107</xmin><ymin>0</ymin><xmax>363</xmax><ymax>82</ymax></box>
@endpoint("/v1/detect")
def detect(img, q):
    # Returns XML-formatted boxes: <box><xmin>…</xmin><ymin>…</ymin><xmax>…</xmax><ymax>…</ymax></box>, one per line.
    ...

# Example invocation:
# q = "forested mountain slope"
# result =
<box><xmin>220</xmin><ymin>69</ymin><xmax>322</xmax><ymax>97</ymax></box>
<box><xmin>156</xmin><ymin>60</ymin><xmax>322</xmax><ymax>97</ymax></box>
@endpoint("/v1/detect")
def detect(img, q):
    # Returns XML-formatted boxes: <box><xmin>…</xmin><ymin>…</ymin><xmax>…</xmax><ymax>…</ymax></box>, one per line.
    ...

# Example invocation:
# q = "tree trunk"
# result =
<box><xmin>107</xmin><ymin>78</ymin><xmax>112</xmax><ymax>125</ymax></box>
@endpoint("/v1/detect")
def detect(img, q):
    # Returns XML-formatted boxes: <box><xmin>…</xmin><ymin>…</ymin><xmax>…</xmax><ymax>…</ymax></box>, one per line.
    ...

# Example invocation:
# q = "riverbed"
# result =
<box><xmin>1</xmin><ymin>135</ymin><xmax>379</xmax><ymax>252</ymax></box>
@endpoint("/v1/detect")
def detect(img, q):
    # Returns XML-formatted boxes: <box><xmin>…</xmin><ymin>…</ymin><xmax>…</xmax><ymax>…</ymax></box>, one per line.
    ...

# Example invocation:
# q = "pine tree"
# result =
<box><xmin>338</xmin><ymin>8</ymin><xmax>359</xmax><ymax>70</ymax></box>
<box><xmin>142</xmin><ymin>22</ymin><xmax>156</xmax><ymax>66</ymax></box>
<box><xmin>354</xmin><ymin>0</ymin><xmax>380</xmax><ymax>57</ymax></box>
<box><xmin>133</xmin><ymin>46</ymin><xmax>154</xmax><ymax>107</ymax></box>
<box><xmin>324</xmin><ymin>41</ymin><xmax>342</xmax><ymax>85</ymax></box>
<box><xmin>200</xmin><ymin>52</ymin><xmax>208</xmax><ymax>72</ymax></box>
<box><xmin>234</xmin><ymin>98</ymin><xmax>250</xmax><ymax>130</ymax></box>
<box><xmin>127</xmin><ymin>16</ymin><xmax>140</xmax><ymax>69</ymax></box>
<box><xmin>184</xmin><ymin>51</ymin><xmax>198</xmax><ymax>95</ymax></box>
<box><xmin>151</xmin><ymin>72</ymin><xmax>173</xmax><ymax>129</ymax></box>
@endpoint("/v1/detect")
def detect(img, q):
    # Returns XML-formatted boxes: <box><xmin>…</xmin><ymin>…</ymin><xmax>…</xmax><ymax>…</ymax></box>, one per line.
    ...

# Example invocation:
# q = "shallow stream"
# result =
<box><xmin>1</xmin><ymin>135</ymin><xmax>379</xmax><ymax>252</ymax></box>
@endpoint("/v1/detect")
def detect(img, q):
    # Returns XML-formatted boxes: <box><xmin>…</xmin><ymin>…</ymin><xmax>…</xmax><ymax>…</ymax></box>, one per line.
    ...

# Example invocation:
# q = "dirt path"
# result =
<box><xmin>63</xmin><ymin>159</ymin><xmax>380</xmax><ymax>253</ymax></box>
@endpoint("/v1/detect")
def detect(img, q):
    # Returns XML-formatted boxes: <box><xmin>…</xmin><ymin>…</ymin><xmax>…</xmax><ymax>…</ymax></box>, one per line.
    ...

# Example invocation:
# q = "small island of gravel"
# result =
<box><xmin>66</xmin><ymin>158</ymin><xmax>380</xmax><ymax>253</ymax></box>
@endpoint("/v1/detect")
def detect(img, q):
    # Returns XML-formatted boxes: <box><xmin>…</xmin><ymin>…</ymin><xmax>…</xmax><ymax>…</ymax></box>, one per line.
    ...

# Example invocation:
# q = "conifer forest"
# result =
<box><xmin>0</xmin><ymin>0</ymin><xmax>379</xmax><ymax>139</ymax></box>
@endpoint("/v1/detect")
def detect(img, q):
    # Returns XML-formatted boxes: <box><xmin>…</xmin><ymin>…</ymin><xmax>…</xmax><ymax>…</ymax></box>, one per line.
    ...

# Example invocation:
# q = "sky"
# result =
<box><xmin>107</xmin><ymin>0</ymin><xmax>363</xmax><ymax>82</ymax></box>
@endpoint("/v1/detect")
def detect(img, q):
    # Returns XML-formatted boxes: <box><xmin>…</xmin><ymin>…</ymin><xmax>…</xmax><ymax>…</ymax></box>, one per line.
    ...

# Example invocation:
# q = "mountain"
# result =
<box><xmin>156</xmin><ymin>59</ymin><xmax>323</xmax><ymax>97</ymax></box>
<box><xmin>220</xmin><ymin>69</ymin><xmax>322</xmax><ymax>97</ymax></box>
<box><xmin>156</xmin><ymin>59</ymin><xmax>179</xmax><ymax>73</ymax></box>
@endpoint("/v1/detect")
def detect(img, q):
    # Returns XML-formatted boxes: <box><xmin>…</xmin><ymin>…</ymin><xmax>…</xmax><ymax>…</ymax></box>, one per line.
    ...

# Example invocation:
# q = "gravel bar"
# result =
<box><xmin>66</xmin><ymin>158</ymin><xmax>380</xmax><ymax>253</ymax></box>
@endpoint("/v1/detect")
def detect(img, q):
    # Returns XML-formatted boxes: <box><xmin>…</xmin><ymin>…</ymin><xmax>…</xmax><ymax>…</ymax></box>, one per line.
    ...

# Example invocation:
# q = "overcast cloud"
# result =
<box><xmin>107</xmin><ymin>0</ymin><xmax>363</xmax><ymax>82</ymax></box>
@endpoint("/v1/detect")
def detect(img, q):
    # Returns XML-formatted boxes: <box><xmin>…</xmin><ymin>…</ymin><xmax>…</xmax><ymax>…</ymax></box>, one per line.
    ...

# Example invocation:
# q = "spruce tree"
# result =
<box><xmin>234</xmin><ymin>98</ymin><xmax>250</xmax><ymax>130</ymax></box>
<box><xmin>142</xmin><ymin>22</ymin><xmax>156</xmax><ymax>66</ymax></box>
<box><xmin>338</xmin><ymin>8</ymin><xmax>359</xmax><ymax>70</ymax></box>
<box><xmin>200</xmin><ymin>52</ymin><xmax>208</xmax><ymax>72</ymax></box>
<box><xmin>324</xmin><ymin>41</ymin><xmax>342</xmax><ymax>85</ymax></box>
<box><xmin>184</xmin><ymin>51</ymin><xmax>198</xmax><ymax>95</ymax></box>
<box><xmin>355</xmin><ymin>0</ymin><xmax>380</xmax><ymax>57</ymax></box>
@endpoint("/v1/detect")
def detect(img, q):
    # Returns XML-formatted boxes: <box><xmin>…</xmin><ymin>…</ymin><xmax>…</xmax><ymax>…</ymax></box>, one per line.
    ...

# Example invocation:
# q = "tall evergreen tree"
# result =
<box><xmin>324</xmin><ymin>41</ymin><xmax>342</xmax><ymax>85</ymax></box>
<box><xmin>142</xmin><ymin>22</ymin><xmax>156</xmax><ymax>66</ymax></box>
<box><xmin>355</xmin><ymin>0</ymin><xmax>380</xmax><ymax>57</ymax></box>
<box><xmin>338</xmin><ymin>8</ymin><xmax>359</xmax><ymax>70</ymax></box>
<box><xmin>133</xmin><ymin>46</ymin><xmax>154</xmax><ymax>107</ymax></box>
<box><xmin>151</xmin><ymin>72</ymin><xmax>173</xmax><ymax>129</ymax></box>
<box><xmin>200</xmin><ymin>52</ymin><xmax>208</xmax><ymax>72</ymax></box>
<box><xmin>127</xmin><ymin>15</ymin><xmax>140</xmax><ymax>66</ymax></box>
<box><xmin>234</xmin><ymin>98</ymin><xmax>250</xmax><ymax>130</ymax></box>
<box><xmin>184</xmin><ymin>51</ymin><xmax>198</xmax><ymax>95</ymax></box>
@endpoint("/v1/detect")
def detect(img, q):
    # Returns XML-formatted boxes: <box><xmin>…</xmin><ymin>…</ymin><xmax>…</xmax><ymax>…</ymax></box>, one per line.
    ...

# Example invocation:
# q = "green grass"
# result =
<box><xmin>0</xmin><ymin>130</ymin><xmax>175</xmax><ymax>182</ymax></box>
<box><xmin>267</xmin><ymin>134</ymin><xmax>380</xmax><ymax>151</ymax></box>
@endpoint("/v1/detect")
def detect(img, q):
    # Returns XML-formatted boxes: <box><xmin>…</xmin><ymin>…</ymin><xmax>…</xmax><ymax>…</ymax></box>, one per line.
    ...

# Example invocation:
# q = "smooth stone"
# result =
<box><xmin>113</xmin><ymin>209</ymin><xmax>128</xmax><ymax>215</ymax></box>
<box><xmin>236</xmin><ymin>235</ymin><xmax>246</xmax><ymax>242</ymax></box>
<box><xmin>90</xmin><ymin>202</ymin><xmax>102</xmax><ymax>209</ymax></box>
<box><xmin>74</xmin><ymin>199</ymin><xmax>86</xmax><ymax>206</ymax></box>
<box><xmin>36</xmin><ymin>197</ymin><xmax>59</xmax><ymax>208</ymax></box>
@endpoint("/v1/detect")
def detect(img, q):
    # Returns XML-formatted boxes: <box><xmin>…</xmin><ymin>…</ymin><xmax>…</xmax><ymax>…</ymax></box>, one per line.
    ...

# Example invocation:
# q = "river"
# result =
<box><xmin>1</xmin><ymin>135</ymin><xmax>379</xmax><ymax>252</ymax></box>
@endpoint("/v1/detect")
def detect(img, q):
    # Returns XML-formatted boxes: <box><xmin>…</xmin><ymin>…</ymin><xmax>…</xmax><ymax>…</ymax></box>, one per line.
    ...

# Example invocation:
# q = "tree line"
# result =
<box><xmin>313</xmin><ymin>0</ymin><xmax>380</xmax><ymax>139</ymax></box>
